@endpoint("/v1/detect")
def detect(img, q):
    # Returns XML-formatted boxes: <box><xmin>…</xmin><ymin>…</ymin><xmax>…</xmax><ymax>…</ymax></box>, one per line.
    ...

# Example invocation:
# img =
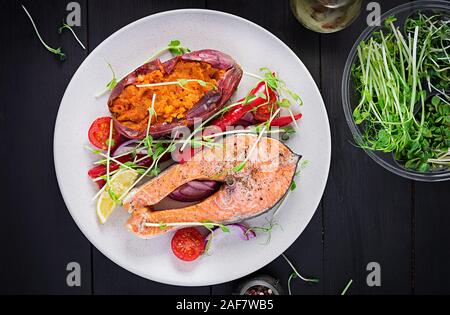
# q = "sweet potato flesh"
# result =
<box><xmin>110</xmin><ymin>61</ymin><xmax>224</xmax><ymax>132</ymax></box>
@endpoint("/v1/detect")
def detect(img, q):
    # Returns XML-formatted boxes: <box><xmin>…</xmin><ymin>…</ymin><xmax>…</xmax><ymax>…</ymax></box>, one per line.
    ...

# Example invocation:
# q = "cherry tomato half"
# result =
<box><xmin>88</xmin><ymin>117</ymin><xmax>121</xmax><ymax>150</ymax></box>
<box><xmin>171</xmin><ymin>228</ymin><xmax>205</xmax><ymax>261</ymax></box>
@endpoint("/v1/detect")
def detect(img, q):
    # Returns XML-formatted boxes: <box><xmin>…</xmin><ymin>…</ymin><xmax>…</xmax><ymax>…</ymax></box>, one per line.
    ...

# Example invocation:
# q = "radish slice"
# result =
<box><xmin>169</xmin><ymin>180</ymin><xmax>221</xmax><ymax>202</ymax></box>
<box><xmin>205</xmin><ymin>223</ymin><xmax>257</xmax><ymax>248</ymax></box>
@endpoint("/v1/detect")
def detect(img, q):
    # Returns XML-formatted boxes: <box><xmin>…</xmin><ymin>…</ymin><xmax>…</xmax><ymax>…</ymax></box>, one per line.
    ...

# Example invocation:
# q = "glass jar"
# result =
<box><xmin>290</xmin><ymin>0</ymin><xmax>363</xmax><ymax>33</ymax></box>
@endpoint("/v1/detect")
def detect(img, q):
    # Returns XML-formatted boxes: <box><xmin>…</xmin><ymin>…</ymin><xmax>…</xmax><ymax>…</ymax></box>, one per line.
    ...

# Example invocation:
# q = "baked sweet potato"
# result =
<box><xmin>108</xmin><ymin>49</ymin><xmax>243</xmax><ymax>139</ymax></box>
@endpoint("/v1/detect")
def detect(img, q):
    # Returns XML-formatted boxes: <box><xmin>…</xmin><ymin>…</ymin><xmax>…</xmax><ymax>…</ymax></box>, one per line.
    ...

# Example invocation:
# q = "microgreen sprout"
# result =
<box><xmin>101</xmin><ymin>119</ymin><xmax>117</xmax><ymax>202</ymax></box>
<box><xmin>288</xmin><ymin>161</ymin><xmax>307</xmax><ymax>193</ymax></box>
<box><xmin>96</xmin><ymin>39</ymin><xmax>191</xmax><ymax>97</ymax></box>
<box><xmin>245</xmin><ymin>218</ymin><xmax>279</xmax><ymax>245</ymax></box>
<box><xmin>96</xmin><ymin>61</ymin><xmax>118</xmax><ymax>97</ymax></box>
<box><xmin>119</xmin><ymin>135</ymin><xmax>178</xmax><ymax>200</ymax></box>
<box><xmin>232</xmin><ymin>108</ymin><xmax>281</xmax><ymax>172</ymax></box>
<box><xmin>340</xmin><ymin>279</ymin><xmax>353</xmax><ymax>295</ymax></box>
<box><xmin>176</xmin><ymin>69</ymin><xmax>299</xmax><ymax>154</ymax></box>
<box><xmin>289</xmin><ymin>181</ymin><xmax>297</xmax><ymax>191</ymax></box>
<box><xmin>106</xmin><ymin>62</ymin><xmax>118</xmax><ymax>91</ymax></box>
<box><xmin>136</xmin><ymin>79</ymin><xmax>217</xmax><ymax>90</ymax></box>
<box><xmin>352</xmin><ymin>12</ymin><xmax>450</xmax><ymax>172</ymax></box>
<box><xmin>21</xmin><ymin>5</ymin><xmax>65</xmax><ymax>61</ymax></box>
<box><xmin>147</xmin><ymin>39</ymin><xmax>191</xmax><ymax>62</ymax></box>
<box><xmin>105</xmin><ymin>119</ymin><xmax>114</xmax><ymax>183</ymax></box>
<box><xmin>202</xmin><ymin>127</ymin><xmax>291</xmax><ymax>141</ymax></box>
<box><xmin>428</xmin><ymin>148</ymin><xmax>450</xmax><ymax>166</ymax></box>
<box><xmin>145</xmin><ymin>221</ymin><xmax>228</xmax><ymax>230</ymax></box>
<box><xmin>145</xmin><ymin>93</ymin><xmax>157</xmax><ymax>141</ymax></box>
<box><xmin>287</xmin><ymin>273</ymin><xmax>297</xmax><ymax>295</ymax></box>
<box><xmin>244</xmin><ymin>68</ymin><xmax>303</xmax><ymax>131</ymax></box>
<box><xmin>107</xmin><ymin>188</ymin><xmax>121</xmax><ymax>205</ymax></box>
<box><xmin>203</xmin><ymin>222</ymin><xmax>230</xmax><ymax>254</ymax></box>
<box><xmin>144</xmin><ymin>221</ymin><xmax>230</xmax><ymax>254</ymax></box>
<box><xmin>179</xmin><ymin>99</ymin><xmax>251</xmax><ymax>152</ymax></box>
<box><xmin>282</xmin><ymin>253</ymin><xmax>319</xmax><ymax>295</ymax></box>
<box><xmin>85</xmin><ymin>146</ymin><xmax>140</xmax><ymax>173</ymax></box>
<box><xmin>58</xmin><ymin>22</ymin><xmax>86</xmax><ymax>50</ymax></box>
<box><xmin>167</xmin><ymin>40</ymin><xmax>191</xmax><ymax>56</ymax></box>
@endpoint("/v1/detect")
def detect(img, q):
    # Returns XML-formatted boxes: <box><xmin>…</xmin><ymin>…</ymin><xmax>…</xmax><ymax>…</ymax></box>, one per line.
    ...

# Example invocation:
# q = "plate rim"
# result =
<box><xmin>54</xmin><ymin>8</ymin><xmax>331</xmax><ymax>286</ymax></box>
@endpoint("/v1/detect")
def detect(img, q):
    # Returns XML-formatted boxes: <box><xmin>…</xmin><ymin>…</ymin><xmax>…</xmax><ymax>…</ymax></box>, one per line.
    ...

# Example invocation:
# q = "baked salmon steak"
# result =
<box><xmin>108</xmin><ymin>49</ymin><xmax>243</xmax><ymax>139</ymax></box>
<box><xmin>123</xmin><ymin>134</ymin><xmax>301</xmax><ymax>238</ymax></box>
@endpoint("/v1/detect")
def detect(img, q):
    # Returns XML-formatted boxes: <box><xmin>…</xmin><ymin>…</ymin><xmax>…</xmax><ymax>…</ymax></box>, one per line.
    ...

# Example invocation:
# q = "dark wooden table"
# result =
<box><xmin>1</xmin><ymin>0</ymin><xmax>448</xmax><ymax>295</ymax></box>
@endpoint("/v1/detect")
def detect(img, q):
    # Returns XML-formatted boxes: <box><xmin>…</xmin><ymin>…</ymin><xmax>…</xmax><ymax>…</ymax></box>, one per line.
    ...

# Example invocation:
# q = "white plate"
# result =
<box><xmin>54</xmin><ymin>9</ymin><xmax>331</xmax><ymax>286</ymax></box>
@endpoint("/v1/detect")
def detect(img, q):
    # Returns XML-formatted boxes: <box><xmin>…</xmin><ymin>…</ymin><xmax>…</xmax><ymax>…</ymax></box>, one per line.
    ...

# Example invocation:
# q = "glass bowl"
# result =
<box><xmin>342</xmin><ymin>0</ymin><xmax>450</xmax><ymax>182</ymax></box>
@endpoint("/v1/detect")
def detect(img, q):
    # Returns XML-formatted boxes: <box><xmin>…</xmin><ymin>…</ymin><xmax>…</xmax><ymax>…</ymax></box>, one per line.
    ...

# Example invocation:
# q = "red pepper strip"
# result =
<box><xmin>88</xmin><ymin>154</ymin><xmax>153</xmax><ymax>189</ymax></box>
<box><xmin>269</xmin><ymin>113</ymin><xmax>303</xmax><ymax>127</ymax></box>
<box><xmin>211</xmin><ymin>81</ymin><xmax>277</xmax><ymax>131</ymax></box>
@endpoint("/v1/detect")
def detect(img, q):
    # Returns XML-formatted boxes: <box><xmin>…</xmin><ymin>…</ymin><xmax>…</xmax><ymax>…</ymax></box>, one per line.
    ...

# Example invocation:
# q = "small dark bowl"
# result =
<box><xmin>235</xmin><ymin>274</ymin><xmax>284</xmax><ymax>295</ymax></box>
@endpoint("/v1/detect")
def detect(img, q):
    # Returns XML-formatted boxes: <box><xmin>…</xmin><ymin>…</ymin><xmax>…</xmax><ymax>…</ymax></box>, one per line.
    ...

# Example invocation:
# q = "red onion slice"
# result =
<box><xmin>232</xmin><ymin>112</ymin><xmax>256</xmax><ymax>128</ymax></box>
<box><xmin>169</xmin><ymin>180</ymin><xmax>221</xmax><ymax>202</ymax></box>
<box><xmin>113</xmin><ymin>139</ymin><xmax>144</xmax><ymax>156</ymax></box>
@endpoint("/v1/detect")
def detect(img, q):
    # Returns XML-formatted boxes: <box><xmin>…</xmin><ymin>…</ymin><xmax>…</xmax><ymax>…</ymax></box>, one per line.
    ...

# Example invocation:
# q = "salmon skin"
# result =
<box><xmin>123</xmin><ymin>134</ymin><xmax>301</xmax><ymax>238</ymax></box>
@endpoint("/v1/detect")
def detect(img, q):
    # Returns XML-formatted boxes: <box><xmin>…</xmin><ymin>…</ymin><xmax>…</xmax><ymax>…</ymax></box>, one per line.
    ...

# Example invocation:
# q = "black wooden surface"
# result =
<box><xmin>1</xmin><ymin>0</ymin><xmax>449</xmax><ymax>295</ymax></box>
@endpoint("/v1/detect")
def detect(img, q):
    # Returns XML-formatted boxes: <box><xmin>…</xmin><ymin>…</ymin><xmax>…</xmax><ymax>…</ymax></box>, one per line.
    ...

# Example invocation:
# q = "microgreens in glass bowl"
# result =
<box><xmin>342</xmin><ymin>0</ymin><xmax>450</xmax><ymax>182</ymax></box>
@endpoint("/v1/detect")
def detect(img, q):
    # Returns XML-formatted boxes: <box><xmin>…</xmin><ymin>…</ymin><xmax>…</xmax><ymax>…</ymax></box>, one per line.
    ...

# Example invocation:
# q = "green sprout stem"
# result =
<box><xmin>282</xmin><ymin>253</ymin><xmax>319</xmax><ymax>284</ymax></box>
<box><xmin>287</xmin><ymin>273</ymin><xmax>297</xmax><ymax>295</ymax></box>
<box><xmin>144</xmin><ymin>222</ymin><xmax>226</xmax><ymax>228</ymax></box>
<box><xmin>118</xmin><ymin>136</ymin><xmax>177</xmax><ymax>200</ymax></box>
<box><xmin>136</xmin><ymin>79</ymin><xmax>217</xmax><ymax>90</ymax></box>
<box><xmin>104</xmin><ymin>119</ymin><xmax>114</xmax><ymax>195</ymax></box>
<box><xmin>85</xmin><ymin>146</ymin><xmax>138</xmax><ymax>172</ymax></box>
<box><xmin>179</xmin><ymin>99</ymin><xmax>256</xmax><ymax>152</ymax></box>
<box><xmin>233</xmin><ymin>108</ymin><xmax>281</xmax><ymax>172</ymax></box>
<box><xmin>95</xmin><ymin>62</ymin><xmax>118</xmax><ymax>97</ymax></box>
<box><xmin>21</xmin><ymin>5</ymin><xmax>65</xmax><ymax>60</ymax></box>
<box><xmin>340</xmin><ymin>279</ymin><xmax>353</xmax><ymax>295</ymax></box>
<box><xmin>58</xmin><ymin>22</ymin><xmax>86</xmax><ymax>50</ymax></box>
